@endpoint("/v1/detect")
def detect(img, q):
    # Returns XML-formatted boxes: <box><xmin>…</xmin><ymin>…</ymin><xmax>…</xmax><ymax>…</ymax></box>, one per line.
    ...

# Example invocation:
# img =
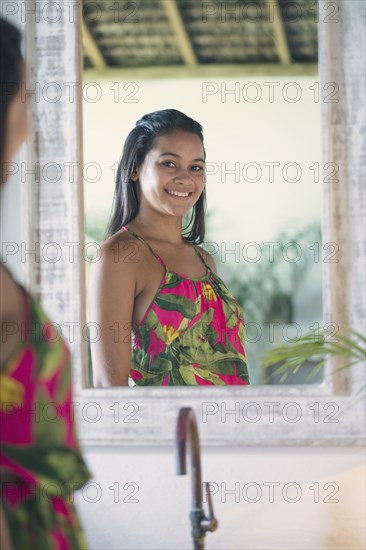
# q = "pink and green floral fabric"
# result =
<box><xmin>0</xmin><ymin>276</ymin><xmax>92</xmax><ymax>549</ymax></box>
<box><xmin>121</xmin><ymin>226</ymin><xmax>250</xmax><ymax>386</ymax></box>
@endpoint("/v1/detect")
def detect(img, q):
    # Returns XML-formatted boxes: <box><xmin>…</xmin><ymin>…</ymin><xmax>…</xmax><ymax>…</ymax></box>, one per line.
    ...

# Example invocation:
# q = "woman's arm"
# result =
<box><xmin>0</xmin><ymin>503</ymin><xmax>12</xmax><ymax>550</ymax></box>
<box><xmin>0</xmin><ymin>265</ymin><xmax>24</xmax><ymax>368</ymax></box>
<box><xmin>88</xmin><ymin>236</ymin><xmax>137</xmax><ymax>387</ymax></box>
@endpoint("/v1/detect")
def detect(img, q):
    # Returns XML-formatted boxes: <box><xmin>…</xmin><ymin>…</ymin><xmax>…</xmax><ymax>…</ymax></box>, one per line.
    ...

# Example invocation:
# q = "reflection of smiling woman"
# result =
<box><xmin>89</xmin><ymin>109</ymin><xmax>250</xmax><ymax>387</ymax></box>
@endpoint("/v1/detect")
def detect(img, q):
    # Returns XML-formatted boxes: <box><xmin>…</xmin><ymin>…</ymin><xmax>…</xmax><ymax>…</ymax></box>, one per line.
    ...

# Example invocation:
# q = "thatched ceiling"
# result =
<box><xmin>82</xmin><ymin>0</ymin><xmax>318</xmax><ymax>72</ymax></box>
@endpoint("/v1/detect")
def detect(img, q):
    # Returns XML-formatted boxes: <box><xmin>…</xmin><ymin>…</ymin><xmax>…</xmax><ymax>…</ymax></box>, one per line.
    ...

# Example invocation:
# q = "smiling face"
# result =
<box><xmin>133</xmin><ymin>129</ymin><xmax>206</xmax><ymax>218</ymax></box>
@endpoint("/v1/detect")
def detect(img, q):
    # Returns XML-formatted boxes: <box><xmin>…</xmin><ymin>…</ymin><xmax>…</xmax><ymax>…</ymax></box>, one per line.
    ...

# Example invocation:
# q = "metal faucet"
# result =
<box><xmin>176</xmin><ymin>407</ymin><xmax>218</xmax><ymax>550</ymax></box>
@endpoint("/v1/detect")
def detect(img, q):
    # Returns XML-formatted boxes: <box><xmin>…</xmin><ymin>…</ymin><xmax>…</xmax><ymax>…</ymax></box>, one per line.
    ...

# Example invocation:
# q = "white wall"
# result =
<box><xmin>0</xmin><ymin>151</ymin><xmax>23</xmax><ymax>281</ymax></box>
<box><xmin>75</xmin><ymin>444</ymin><xmax>365</xmax><ymax>549</ymax></box>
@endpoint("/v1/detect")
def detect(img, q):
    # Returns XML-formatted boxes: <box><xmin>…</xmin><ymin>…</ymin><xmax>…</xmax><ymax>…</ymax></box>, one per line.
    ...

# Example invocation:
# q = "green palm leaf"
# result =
<box><xmin>262</xmin><ymin>327</ymin><xmax>365</xmax><ymax>392</ymax></box>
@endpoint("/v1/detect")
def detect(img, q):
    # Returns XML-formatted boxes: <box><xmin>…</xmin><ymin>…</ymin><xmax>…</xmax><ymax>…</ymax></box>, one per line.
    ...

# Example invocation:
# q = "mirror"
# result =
<box><xmin>82</xmin><ymin>1</ymin><xmax>322</xmax><ymax>387</ymax></box>
<box><xmin>15</xmin><ymin>0</ymin><xmax>364</xmax><ymax>445</ymax></box>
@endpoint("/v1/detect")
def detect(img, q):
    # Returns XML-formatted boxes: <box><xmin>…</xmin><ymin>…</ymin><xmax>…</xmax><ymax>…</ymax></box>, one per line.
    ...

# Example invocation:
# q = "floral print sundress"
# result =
<box><xmin>121</xmin><ymin>226</ymin><xmax>250</xmax><ymax>386</ymax></box>
<box><xmin>0</xmin><ymin>269</ymin><xmax>92</xmax><ymax>549</ymax></box>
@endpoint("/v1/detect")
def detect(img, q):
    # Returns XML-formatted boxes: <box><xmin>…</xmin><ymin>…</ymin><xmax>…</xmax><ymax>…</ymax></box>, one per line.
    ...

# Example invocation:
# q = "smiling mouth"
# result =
<box><xmin>165</xmin><ymin>190</ymin><xmax>193</xmax><ymax>199</ymax></box>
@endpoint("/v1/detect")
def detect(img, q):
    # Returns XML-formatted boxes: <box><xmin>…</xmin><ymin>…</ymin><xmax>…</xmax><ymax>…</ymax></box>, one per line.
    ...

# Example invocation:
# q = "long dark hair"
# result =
<box><xmin>0</xmin><ymin>18</ymin><xmax>23</xmax><ymax>184</ymax></box>
<box><xmin>105</xmin><ymin>108</ymin><xmax>207</xmax><ymax>244</ymax></box>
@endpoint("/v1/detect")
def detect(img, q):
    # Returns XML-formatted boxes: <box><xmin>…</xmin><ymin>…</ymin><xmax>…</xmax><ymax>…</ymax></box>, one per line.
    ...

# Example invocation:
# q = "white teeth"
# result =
<box><xmin>167</xmin><ymin>190</ymin><xmax>190</xmax><ymax>197</ymax></box>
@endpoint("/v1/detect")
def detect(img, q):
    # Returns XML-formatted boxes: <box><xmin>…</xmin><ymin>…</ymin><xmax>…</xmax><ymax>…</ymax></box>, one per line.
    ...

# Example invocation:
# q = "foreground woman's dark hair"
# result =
<box><xmin>0</xmin><ymin>18</ymin><xmax>23</xmax><ymax>184</ymax></box>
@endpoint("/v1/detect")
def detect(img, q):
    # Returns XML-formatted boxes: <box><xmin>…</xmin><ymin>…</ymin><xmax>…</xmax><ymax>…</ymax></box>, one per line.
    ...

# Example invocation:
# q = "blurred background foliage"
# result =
<box><xmin>214</xmin><ymin>220</ymin><xmax>323</xmax><ymax>384</ymax></box>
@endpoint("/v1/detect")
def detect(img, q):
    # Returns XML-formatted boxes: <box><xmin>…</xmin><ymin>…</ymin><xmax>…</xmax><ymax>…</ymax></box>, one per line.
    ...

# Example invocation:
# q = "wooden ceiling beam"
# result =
<box><xmin>161</xmin><ymin>0</ymin><xmax>198</xmax><ymax>66</ymax></box>
<box><xmin>272</xmin><ymin>0</ymin><xmax>292</xmax><ymax>64</ymax></box>
<box><xmin>81</xmin><ymin>19</ymin><xmax>107</xmax><ymax>71</ymax></box>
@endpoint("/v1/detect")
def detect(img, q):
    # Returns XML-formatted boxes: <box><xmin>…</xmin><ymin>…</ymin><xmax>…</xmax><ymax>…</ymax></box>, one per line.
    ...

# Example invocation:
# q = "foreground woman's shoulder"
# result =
<box><xmin>0</xmin><ymin>264</ymin><xmax>25</xmax><ymax>366</ymax></box>
<box><xmin>0</xmin><ymin>264</ymin><xmax>24</xmax><ymax>324</ymax></box>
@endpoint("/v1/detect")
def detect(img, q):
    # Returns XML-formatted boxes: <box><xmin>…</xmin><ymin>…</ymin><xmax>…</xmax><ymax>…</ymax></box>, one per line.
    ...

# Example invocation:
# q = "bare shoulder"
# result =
<box><xmin>89</xmin><ymin>230</ymin><xmax>145</xmax><ymax>296</ymax></box>
<box><xmin>193</xmin><ymin>244</ymin><xmax>218</xmax><ymax>275</ymax></box>
<box><xmin>97</xmin><ymin>230</ymin><xmax>145</xmax><ymax>269</ymax></box>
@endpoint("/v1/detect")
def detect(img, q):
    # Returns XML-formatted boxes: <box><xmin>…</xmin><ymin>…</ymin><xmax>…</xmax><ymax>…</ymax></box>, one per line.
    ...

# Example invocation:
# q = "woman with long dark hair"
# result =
<box><xmin>89</xmin><ymin>109</ymin><xmax>250</xmax><ymax>387</ymax></box>
<box><xmin>0</xmin><ymin>17</ymin><xmax>92</xmax><ymax>549</ymax></box>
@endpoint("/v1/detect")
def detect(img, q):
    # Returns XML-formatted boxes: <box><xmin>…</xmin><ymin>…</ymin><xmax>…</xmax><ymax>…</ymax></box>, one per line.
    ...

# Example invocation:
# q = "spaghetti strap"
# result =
<box><xmin>121</xmin><ymin>226</ymin><xmax>167</xmax><ymax>269</ymax></box>
<box><xmin>190</xmin><ymin>243</ymin><xmax>211</xmax><ymax>271</ymax></box>
<box><xmin>121</xmin><ymin>225</ymin><xmax>210</xmax><ymax>276</ymax></box>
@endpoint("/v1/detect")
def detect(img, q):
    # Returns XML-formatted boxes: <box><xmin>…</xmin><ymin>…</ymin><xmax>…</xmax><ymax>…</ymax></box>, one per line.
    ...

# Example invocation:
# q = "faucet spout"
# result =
<box><xmin>175</xmin><ymin>407</ymin><xmax>218</xmax><ymax>550</ymax></box>
<box><xmin>176</xmin><ymin>407</ymin><xmax>203</xmax><ymax>509</ymax></box>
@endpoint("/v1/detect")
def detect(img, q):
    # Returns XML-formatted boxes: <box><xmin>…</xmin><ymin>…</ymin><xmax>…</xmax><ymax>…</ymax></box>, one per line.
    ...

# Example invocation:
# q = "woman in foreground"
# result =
<box><xmin>0</xmin><ymin>17</ymin><xmax>92</xmax><ymax>549</ymax></box>
<box><xmin>90</xmin><ymin>109</ymin><xmax>250</xmax><ymax>387</ymax></box>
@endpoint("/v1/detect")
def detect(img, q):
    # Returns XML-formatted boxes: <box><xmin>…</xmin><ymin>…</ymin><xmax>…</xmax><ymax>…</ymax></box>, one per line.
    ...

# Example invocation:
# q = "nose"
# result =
<box><xmin>174</xmin><ymin>166</ymin><xmax>193</xmax><ymax>184</ymax></box>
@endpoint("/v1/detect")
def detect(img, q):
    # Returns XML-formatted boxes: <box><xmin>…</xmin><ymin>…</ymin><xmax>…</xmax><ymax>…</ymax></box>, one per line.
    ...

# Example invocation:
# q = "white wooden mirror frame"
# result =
<box><xmin>19</xmin><ymin>0</ymin><xmax>365</xmax><ymax>446</ymax></box>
